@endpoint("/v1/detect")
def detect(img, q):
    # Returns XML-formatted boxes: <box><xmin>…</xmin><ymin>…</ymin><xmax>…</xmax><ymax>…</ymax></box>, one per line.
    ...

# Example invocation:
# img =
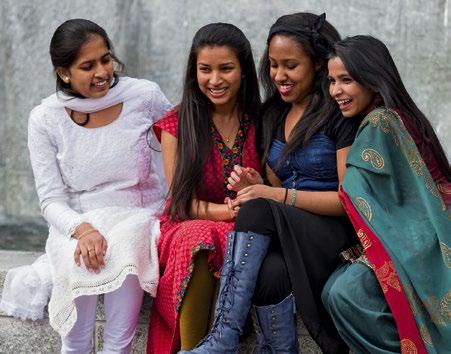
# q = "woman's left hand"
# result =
<box><xmin>232</xmin><ymin>185</ymin><xmax>283</xmax><ymax>207</ymax></box>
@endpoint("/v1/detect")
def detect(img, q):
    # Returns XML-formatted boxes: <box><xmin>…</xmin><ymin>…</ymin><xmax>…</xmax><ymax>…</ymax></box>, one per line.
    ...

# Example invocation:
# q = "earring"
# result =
<box><xmin>60</xmin><ymin>75</ymin><xmax>70</xmax><ymax>83</ymax></box>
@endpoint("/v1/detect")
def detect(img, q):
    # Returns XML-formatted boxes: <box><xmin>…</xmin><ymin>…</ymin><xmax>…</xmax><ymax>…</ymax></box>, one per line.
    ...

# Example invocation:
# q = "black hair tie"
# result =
<box><xmin>310</xmin><ymin>13</ymin><xmax>331</xmax><ymax>57</ymax></box>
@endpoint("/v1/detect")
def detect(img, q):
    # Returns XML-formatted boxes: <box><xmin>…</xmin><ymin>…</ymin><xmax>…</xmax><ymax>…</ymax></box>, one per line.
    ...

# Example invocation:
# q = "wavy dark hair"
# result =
<box><xmin>259</xmin><ymin>12</ymin><xmax>340</xmax><ymax>164</ymax></box>
<box><xmin>49</xmin><ymin>19</ymin><xmax>124</xmax><ymax>98</ymax></box>
<box><xmin>330</xmin><ymin>35</ymin><xmax>450</xmax><ymax>180</ymax></box>
<box><xmin>169</xmin><ymin>23</ymin><xmax>261</xmax><ymax>220</ymax></box>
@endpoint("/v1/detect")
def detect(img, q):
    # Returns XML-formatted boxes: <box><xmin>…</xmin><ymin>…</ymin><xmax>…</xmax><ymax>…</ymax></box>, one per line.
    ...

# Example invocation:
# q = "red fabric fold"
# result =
<box><xmin>339</xmin><ymin>188</ymin><xmax>427</xmax><ymax>354</ymax></box>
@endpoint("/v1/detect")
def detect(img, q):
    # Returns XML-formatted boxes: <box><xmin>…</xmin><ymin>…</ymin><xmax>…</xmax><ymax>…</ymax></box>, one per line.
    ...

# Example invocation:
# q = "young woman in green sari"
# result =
<box><xmin>323</xmin><ymin>35</ymin><xmax>451</xmax><ymax>354</ymax></box>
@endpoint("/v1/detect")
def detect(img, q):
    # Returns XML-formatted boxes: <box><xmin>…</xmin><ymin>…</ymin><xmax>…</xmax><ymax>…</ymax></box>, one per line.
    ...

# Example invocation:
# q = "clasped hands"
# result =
<box><xmin>73</xmin><ymin>222</ymin><xmax>108</xmax><ymax>273</ymax></box>
<box><xmin>224</xmin><ymin>165</ymin><xmax>275</xmax><ymax>218</ymax></box>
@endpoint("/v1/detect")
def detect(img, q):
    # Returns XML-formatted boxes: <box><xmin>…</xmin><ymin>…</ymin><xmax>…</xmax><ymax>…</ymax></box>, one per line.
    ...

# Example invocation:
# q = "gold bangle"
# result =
<box><xmin>76</xmin><ymin>228</ymin><xmax>97</xmax><ymax>240</ymax></box>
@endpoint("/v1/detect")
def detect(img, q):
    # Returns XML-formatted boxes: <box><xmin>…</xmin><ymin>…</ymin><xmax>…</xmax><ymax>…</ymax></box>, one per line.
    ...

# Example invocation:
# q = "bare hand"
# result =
<box><xmin>227</xmin><ymin>165</ymin><xmax>263</xmax><ymax>192</ymax></box>
<box><xmin>225</xmin><ymin>197</ymin><xmax>240</xmax><ymax>219</ymax></box>
<box><xmin>74</xmin><ymin>230</ymin><xmax>108</xmax><ymax>273</ymax></box>
<box><xmin>232</xmin><ymin>185</ymin><xmax>282</xmax><ymax>207</ymax></box>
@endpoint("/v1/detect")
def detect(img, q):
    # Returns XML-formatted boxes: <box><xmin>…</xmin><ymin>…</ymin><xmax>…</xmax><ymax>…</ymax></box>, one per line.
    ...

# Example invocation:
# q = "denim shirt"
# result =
<box><xmin>267</xmin><ymin>129</ymin><xmax>338</xmax><ymax>191</ymax></box>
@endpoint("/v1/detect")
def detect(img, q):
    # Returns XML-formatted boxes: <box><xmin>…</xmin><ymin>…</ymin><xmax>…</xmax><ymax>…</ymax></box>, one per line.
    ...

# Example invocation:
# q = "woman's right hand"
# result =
<box><xmin>225</xmin><ymin>197</ymin><xmax>240</xmax><ymax>219</ymax></box>
<box><xmin>227</xmin><ymin>165</ymin><xmax>263</xmax><ymax>192</ymax></box>
<box><xmin>73</xmin><ymin>223</ymin><xmax>108</xmax><ymax>273</ymax></box>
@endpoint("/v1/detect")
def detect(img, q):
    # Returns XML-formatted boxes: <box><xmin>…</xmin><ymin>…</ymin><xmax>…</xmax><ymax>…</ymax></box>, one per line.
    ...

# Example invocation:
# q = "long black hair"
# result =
<box><xmin>169</xmin><ymin>23</ymin><xmax>261</xmax><ymax>220</ymax></box>
<box><xmin>330</xmin><ymin>35</ymin><xmax>450</xmax><ymax>180</ymax></box>
<box><xmin>49</xmin><ymin>19</ymin><xmax>124</xmax><ymax>97</ymax></box>
<box><xmin>259</xmin><ymin>12</ymin><xmax>340</xmax><ymax>164</ymax></box>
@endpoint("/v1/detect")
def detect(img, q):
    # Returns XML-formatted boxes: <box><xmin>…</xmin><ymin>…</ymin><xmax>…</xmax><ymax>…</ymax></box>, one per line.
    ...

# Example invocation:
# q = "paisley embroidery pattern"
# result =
<box><xmin>364</xmin><ymin>108</ymin><xmax>445</xmax><ymax>209</ymax></box>
<box><xmin>355</xmin><ymin>197</ymin><xmax>372</xmax><ymax>222</ymax></box>
<box><xmin>361</xmin><ymin>148</ymin><xmax>385</xmax><ymax>169</ymax></box>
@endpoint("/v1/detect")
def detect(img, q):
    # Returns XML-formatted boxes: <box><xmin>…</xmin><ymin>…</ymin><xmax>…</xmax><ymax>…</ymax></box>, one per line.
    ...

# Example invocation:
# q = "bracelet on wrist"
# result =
<box><xmin>283</xmin><ymin>188</ymin><xmax>288</xmax><ymax>204</ymax></box>
<box><xmin>76</xmin><ymin>228</ymin><xmax>97</xmax><ymax>240</ymax></box>
<box><xmin>290</xmin><ymin>188</ymin><xmax>297</xmax><ymax>207</ymax></box>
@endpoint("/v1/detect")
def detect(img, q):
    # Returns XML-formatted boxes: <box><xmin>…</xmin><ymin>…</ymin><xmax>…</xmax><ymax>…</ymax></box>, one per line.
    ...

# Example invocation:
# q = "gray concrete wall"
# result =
<box><xmin>1</xmin><ymin>0</ymin><xmax>450</xmax><ymax>220</ymax></box>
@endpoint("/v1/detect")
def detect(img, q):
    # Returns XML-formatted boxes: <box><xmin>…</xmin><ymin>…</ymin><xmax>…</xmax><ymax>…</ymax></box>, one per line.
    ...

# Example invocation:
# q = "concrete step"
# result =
<box><xmin>0</xmin><ymin>250</ymin><xmax>322</xmax><ymax>353</ymax></box>
<box><xmin>0</xmin><ymin>250</ymin><xmax>151</xmax><ymax>353</ymax></box>
<box><xmin>0</xmin><ymin>251</ymin><xmax>61</xmax><ymax>353</ymax></box>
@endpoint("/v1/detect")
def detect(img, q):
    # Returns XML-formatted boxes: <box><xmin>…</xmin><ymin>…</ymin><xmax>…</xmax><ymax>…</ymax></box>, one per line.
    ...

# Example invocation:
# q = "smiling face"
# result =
<box><xmin>196</xmin><ymin>45</ymin><xmax>242</xmax><ymax>111</ymax></box>
<box><xmin>58</xmin><ymin>35</ymin><xmax>114</xmax><ymax>98</ymax></box>
<box><xmin>328</xmin><ymin>56</ymin><xmax>376</xmax><ymax>118</ymax></box>
<box><xmin>268</xmin><ymin>35</ymin><xmax>317</xmax><ymax>107</ymax></box>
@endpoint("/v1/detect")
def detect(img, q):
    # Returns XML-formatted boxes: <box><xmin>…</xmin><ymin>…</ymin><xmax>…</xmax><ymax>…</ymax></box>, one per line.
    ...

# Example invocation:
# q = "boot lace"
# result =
<box><xmin>197</xmin><ymin>264</ymin><xmax>242</xmax><ymax>347</ymax></box>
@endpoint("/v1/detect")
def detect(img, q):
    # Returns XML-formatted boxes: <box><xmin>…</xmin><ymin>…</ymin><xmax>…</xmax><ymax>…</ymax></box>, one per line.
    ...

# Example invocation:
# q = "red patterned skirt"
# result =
<box><xmin>147</xmin><ymin>214</ymin><xmax>233</xmax><ymax>354</ymax></box>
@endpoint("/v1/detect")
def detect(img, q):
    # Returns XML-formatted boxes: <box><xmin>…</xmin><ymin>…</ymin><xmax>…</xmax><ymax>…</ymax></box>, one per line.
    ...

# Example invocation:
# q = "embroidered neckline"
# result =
<box><xmin>210</xmin><ymin>115</ymin><xmax>250</xmax><ymax>198</ymax></box>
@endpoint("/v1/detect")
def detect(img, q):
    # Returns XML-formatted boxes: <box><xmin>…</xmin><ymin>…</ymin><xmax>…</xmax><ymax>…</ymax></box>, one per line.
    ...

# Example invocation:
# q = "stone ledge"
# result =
<box><xmin>0</xmin><ymin>250</ymin><xmax>44</xmax><ymax>317</ymax></box>
<box><xmin>1</xmin><ymin>250</ymin><xmax>322</xmax><ymax>353</ymax></box>
<box><xmin>0</xmin><ymin>316</ymin><xmax>61</xmax><ymax>354</ymax></box>
<box><xmin>0</xmin><ymin>250</ymin><xmax>150</xmax><ymax>353</ymax></box>
<box><xmin>0</xmin><ymin>250</ymin><xmax>152</xmax><ymax>323</ymax></box>
<box><xmin>0</xmin><ymin>251</ymin><xmax>60</xmax><ymax>352</ymax></box>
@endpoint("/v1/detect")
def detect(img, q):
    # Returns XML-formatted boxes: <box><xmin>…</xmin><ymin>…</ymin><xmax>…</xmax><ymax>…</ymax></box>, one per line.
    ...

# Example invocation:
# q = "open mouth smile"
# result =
<box><xmin>208</xmin><ymin>87</ymin><xmax>228</xmax><ymax>98</ymax></box>
<box><xmin>336</xmin><ymin>98</ymin><xmax>352</xmax><ymax>110</ymax></box>
<box><xmin>92</xmin><ymin>79</ymin><xmax>109</xmax><ymax>89</ymax></box>
<box><xmin>277</xmin><ymin>83</ymin><xmax>294</xmax><ymax>96</ymax></box>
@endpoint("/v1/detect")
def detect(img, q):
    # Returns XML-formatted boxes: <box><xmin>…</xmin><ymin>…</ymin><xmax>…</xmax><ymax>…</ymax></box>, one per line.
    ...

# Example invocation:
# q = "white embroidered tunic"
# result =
<box><xmin>0</xmin><ymin>77</ymin><xmax>171</xmax><ymax>336</ymax></box>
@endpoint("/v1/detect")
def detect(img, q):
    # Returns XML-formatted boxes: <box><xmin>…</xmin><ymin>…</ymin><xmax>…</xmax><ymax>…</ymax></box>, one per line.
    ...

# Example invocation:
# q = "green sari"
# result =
<box><xmin>340</xmin><ymin>107</ymin><xmax>450</xmax><ymax>353</ymax></box>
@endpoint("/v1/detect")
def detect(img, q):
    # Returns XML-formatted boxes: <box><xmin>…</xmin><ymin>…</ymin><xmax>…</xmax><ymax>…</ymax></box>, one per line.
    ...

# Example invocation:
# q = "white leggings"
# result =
<box><xmin>61</xmin><ymin>274</ymin><xmax>144</xmax><ymax>354</ymax></box>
